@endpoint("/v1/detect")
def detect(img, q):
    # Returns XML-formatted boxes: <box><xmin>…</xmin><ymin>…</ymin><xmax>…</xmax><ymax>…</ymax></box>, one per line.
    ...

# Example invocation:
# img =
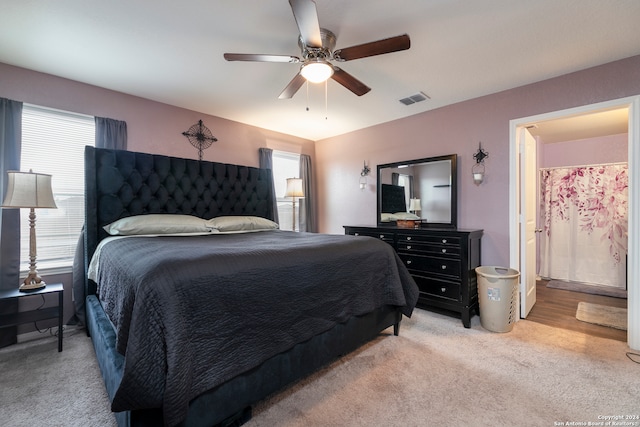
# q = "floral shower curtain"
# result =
<box><xmin>539</xmin><ymin>163</ymin><xmax>628</xmax><ymax>288</ymax></box>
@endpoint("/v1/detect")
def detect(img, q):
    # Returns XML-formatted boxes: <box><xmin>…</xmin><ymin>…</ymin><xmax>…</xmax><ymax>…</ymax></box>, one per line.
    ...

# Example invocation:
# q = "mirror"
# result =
<box><xmin>377</xmin><ymin>154</ymin><xmax>457</xmax><ymax>228</ymax></box>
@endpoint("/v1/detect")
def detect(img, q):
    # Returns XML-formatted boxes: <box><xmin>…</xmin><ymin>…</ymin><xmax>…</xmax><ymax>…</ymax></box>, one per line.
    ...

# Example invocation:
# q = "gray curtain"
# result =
<box><xmin>95</xmin><ymin>117</ymin><xmax>127</xmax><ymax>150</ymax></box>
<box><xmin>258</xmin><ymin>148</ymin><xmax>280</xmax><ymax>224</ymax></box>
<box><xmin>0</xmin><ymin>97</ymin><xmax>22</xmax><ymax>347</ymax></box>
<box><xmin>299</xmin><ymin>154</ymin><xmax>317</xmax><ymax>232</ymax></box>
<box><xmin>409</xmin><ymin>175</ymin><xmax>414</xmax><ymax>199</ymax></box>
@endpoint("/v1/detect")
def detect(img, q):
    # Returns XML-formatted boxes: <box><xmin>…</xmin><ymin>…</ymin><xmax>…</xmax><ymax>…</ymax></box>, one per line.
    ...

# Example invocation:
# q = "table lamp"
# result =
<box><xmin>2</xmin><ymin>170</ymin><xmax>57</xmax><ymax>291</ymax></box>
<box><xmin>284</xmin><ymin>178</ymin><xmax>304</xmax><ymax>232</ymax></box>
<box><xmin>409</xmin><ymin>198</ymin><xmax>421</xmax><ymax>216</ymax></box>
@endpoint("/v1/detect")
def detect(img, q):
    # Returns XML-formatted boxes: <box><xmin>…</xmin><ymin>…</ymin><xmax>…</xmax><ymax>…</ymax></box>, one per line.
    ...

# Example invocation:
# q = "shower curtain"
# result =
<box><xmin>539</xmin><ymin>163</ymin><xmax>628</xmax><ymax>288</ymax></box>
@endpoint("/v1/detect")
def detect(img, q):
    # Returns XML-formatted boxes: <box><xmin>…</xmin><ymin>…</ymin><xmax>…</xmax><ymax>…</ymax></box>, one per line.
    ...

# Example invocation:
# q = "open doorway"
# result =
<box><xmin>533</xmin><ymin>111</ymin><xmax>628</xmax><ymax>291</ymax></box>
<box><xmin>509</xmin><ymin>95</ymin><xmax>640</xmax><ymax>351</ymax></box>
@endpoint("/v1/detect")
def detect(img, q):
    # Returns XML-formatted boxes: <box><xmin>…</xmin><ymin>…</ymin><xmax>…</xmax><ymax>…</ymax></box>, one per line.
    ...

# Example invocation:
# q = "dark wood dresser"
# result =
<box><xmin>344</xmin><ymin>225</ymin><xmax>483</xmax><ymax>328</ymax></box>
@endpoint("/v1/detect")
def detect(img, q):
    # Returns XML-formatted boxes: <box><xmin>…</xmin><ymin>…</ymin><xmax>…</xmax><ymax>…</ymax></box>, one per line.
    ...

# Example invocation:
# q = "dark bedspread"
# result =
<box><xmin>94</xmin><ymin>230</ymin><xmax>418</xmax><ymax>426</ymax></box>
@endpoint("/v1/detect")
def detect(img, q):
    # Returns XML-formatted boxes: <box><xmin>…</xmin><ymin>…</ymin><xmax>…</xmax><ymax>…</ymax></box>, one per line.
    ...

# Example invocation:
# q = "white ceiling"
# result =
<box><xmin>1</xmin><ymin>0</ymin><xmax>640</xmax><ymax>141</ymax></box>
<box><xmin>528</xmin><ymin>108</ymin><xmax>629</xmax><ymax>144</ymax></box>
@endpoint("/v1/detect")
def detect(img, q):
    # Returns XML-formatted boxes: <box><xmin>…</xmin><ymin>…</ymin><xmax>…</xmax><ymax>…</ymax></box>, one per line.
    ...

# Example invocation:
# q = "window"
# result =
<box><xmin>397</xmin><ymin>174</ymin><xmax>412</xmax><ymax>211</ymax></box>
<box><xmin>272</xmin><ymin>151</ymin><xmax>300</xmax><ymax>231</ymax></box>
<box><xmin>20</xmin><ymin>104</ymin><xmax>95</xmax><ymax>272</ymax></box>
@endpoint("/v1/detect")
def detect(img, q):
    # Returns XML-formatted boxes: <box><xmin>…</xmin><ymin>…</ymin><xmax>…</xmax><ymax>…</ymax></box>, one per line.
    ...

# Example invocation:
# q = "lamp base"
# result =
<box><xmin>20</xmin><ymin>272</ymin><xmax>46</xmax><ymax>292</ymax></box>
<box><xmin>20</xmin><ymin>282</ymin><xmax>46</xmax><ymax>292</ymax></box>
<box><xmin>20</xmin><ymin>280</ymin><xmax>46</xmax><ymax>292</ymax></box>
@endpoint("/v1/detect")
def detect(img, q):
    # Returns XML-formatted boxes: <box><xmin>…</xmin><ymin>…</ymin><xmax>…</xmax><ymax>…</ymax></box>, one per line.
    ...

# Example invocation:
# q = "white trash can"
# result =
<box><xmin>475</xmin><ymin>266</ymin><xmax>520</xmax><ymax>333</ymax></box>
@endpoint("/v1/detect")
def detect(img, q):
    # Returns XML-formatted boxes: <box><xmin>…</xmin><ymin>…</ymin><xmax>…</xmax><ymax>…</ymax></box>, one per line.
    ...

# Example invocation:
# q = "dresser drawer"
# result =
<box><xmin>399</xmin><ymin>254</ymin><xmax>461</xmax><ymax>279</ymax></box>
<box><xmin>413</xmin><ymin>275</ymin><xmax>461</xmax><ymax>301</ymax></box>
<box><xmin>398</xmin><ymin>233</ymin><xmax>461</xmax><ymax>247</ymax></box>
<box><xmin>397</xmin><ymin>241</ymin><xmax>461</xmax><ymax>257</ymax></box>
<box><xmin>347</xmin><ymin>229</ymin><xmax>395</xmax><ymax>245</ymax></box>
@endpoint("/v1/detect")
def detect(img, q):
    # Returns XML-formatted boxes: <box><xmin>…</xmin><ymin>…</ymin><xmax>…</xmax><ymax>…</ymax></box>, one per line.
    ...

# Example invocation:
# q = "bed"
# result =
<box><xmin>81</xmin><ymin>146</ymin><xmax>419</xmax><ymax>427</ymax></box>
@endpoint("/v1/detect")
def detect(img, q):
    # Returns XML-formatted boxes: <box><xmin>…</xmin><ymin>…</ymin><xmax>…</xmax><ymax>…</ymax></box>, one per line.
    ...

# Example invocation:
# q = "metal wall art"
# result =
<box><xmin>182</xmin><ymin>120</ymin><xmax>217</xmax><ymax>160</ymax></box>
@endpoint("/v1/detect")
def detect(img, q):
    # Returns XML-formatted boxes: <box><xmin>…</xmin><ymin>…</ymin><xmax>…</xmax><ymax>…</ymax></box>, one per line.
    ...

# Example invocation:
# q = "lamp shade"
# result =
<box><xmin>2</xmin><ymin>170</ymin><xmax>57</xmax><ymax>209</ymax></box>
<box><xmin>300</xmin><ymin>59</ymin><xmax>334</xmax><ymax>83</ymax></box>
<box><xmin>409</xmin><ymin>198</ymin><xmax>421</xmax><ymax>211</ymax></box>
<box><xmin>284</xmin><ymin>178</ymin><xmax>304</xmax><ymax>198</ymax></box>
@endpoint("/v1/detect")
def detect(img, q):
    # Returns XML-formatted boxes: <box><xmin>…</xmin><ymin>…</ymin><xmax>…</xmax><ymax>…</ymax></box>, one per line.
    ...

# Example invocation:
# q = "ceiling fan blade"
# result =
<box><xmin>224</xmin><ymin>53</ymin><xmax>300</xmax><ymax>63</ymax></box>
<box><xmin>334</xmin><ymin>34</ymin><xmax>411</xmax><ymax>61</ymax></box>
<box><xmin>331</xmin><ymin>67</ymin><xmax>371</xmax><ymax>96</ymax></box>
<box><xmin>278</xmin><ymin>73</ymin><xmax>307</xmax><ymax>99</ymax></box>
<box><xmin>289</xmin><ymin>0</ymin><xmax>322</xmax><ymax>48</ymax></box>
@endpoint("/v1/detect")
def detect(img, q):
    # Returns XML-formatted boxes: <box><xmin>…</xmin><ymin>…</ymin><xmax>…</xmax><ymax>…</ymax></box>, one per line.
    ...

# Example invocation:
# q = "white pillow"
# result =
<box><xmin>206</xmin><ymin>216</ymin><xmax>279</xmax><ymax>232</ymax></box>
<box><xmin>393</xmin><ymin>212</ymin><xmax>421</xmax><ymax>220</ymax></box>
<box><xmin>380</xmin><ymin>213</ymin><xmax>397</xmax><ymax>222</ymax></box>
<box><xmin>103</xmin><ymin>214</ymin><xmax>214</xmax><ymax>235</ymax></box>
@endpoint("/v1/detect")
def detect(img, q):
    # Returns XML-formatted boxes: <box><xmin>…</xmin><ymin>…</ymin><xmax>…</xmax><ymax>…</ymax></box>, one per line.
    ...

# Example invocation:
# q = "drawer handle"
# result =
<box><xmin>406</xmin><ymin>260</ymin><xmax>412</xmax><ymax>265</ymax></box>
<box><xmin>407</xmin><ymin>245</ymin><xmax>412</xmax><ymax>250</ymax></box>
<box><xmin>441</xmin><ymin>248</ymin><xmax>447</xmax><ymax>253</ymax></box>
<box><xmin>441</xmin><ymin>287</ymin><xmax>447</xmax><ymax>293</ymax></box>
<box><xmin>406</xmin><ymin>236</ymin><xmax>412</xmax><ymax>241</ymax></box>
<box><xmin>441</xmin><ymin>265</ymin><xmax>447</xmax><ymax>270</ymax></box>
<box><xmin>354</xmin><ymin>233</ymin><xmax>360</xmax><ymax>236</ymax></box>
<box><xmin>379</xmin><ymin>234</ymin><xmax>385</xmax><ymax>239</ymax></box>
<box><xmin>442</xmin><ymin>239</ymin><xmax>447</xmax><ymax>244</ymax></box>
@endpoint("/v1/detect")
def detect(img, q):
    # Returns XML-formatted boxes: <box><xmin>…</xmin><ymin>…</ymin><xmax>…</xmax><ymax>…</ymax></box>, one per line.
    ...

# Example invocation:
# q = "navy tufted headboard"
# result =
<box><xmin>83</xmin><ymin>146</ymin><xmax>275</xmax><ymax>287</ymax></box>
<box><xmin>381</xmin><ymin>184</ymin><xmax>407</xmax><ymax>213</ymax></box>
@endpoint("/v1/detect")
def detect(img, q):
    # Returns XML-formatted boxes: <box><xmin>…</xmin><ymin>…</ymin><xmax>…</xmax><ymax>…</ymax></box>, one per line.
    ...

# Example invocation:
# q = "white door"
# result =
<box><xmin>520</xmin><ymin>127</ymin><xmax>537</xmax><ymax>317</ymax></box>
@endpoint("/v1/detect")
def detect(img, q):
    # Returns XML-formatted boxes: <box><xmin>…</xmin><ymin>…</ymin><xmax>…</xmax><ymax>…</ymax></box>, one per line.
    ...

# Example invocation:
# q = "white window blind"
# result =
<box><xmin>20</xmin><ymin>104</ymin><xmax>95</xmax><ymax>271</ymax></box>
<box><xmin>272</xmin><ymin>151</ymin><xmax>300</xmax><ymax>231</ymax></box>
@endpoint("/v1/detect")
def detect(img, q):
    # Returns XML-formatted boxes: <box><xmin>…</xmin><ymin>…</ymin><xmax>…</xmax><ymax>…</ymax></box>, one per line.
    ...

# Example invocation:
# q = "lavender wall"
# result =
<box><xmin>541</xmin><ymin>133</ymin><xmax>628</xmax><ymax>168</ymax></box>
<box><xmin>0</xmin><ymin>62</ymin><xmax>315</xmax><ymax>165</ymax></box>
<box><xmin>315</xmin><ymin>55</ymin><xmax>640</xmax><ymax>267</ymax></box>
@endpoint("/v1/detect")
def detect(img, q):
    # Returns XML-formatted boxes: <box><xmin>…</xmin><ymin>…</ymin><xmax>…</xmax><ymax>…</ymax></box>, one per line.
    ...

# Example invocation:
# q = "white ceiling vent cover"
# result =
<box><xmin>399</xmin><ymin>92</ymin><xmax>430</xmax><ymax>106</ymax></box>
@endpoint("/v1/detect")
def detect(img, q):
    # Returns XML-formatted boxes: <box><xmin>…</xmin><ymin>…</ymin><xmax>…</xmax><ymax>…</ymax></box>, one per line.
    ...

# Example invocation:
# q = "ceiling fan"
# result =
<box><xmin>223</xmin><ymin>0</ymin><xmax>411</xmax><ymax>99</ymax></box>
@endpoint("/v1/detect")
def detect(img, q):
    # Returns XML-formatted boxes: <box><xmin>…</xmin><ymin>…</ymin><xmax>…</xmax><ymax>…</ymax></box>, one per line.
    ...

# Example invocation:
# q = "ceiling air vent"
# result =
<box><xmin>399</xmin><ymin>92</ymin><xmax>430</xmax><ymax>106</ymax></box>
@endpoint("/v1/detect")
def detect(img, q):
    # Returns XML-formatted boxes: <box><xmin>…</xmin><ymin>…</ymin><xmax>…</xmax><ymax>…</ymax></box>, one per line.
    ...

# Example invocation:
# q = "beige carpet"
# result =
<box><xmin>0</xmin><ymin>326</ymin><xmax>116</xmax><ymax>427</ymax></box>
<box><xmin>1</xmin><ymin>310</ymin><xmax>638</xmax><ymax>427</ymax></box>
<box><xmin>576</xmin><ymin>301</ymin><xmax>628</xmax><ymax>330</ymax></box>
<box><xmin>248</xmin><ymin>309</ymin><xmax>639</xmax><ymax>427</ymax></box>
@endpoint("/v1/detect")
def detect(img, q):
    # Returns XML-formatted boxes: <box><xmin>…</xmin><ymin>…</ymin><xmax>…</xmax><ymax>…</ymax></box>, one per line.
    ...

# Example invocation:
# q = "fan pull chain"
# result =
<box><xmin>306</xmin><ymin>81</ymin><xmax>310</xmax><ymax>111</ymax></box>
<box><xmin>325</xmin><ymin>80</ymin><xmax>328</xmax><ymax>120</ymax></box>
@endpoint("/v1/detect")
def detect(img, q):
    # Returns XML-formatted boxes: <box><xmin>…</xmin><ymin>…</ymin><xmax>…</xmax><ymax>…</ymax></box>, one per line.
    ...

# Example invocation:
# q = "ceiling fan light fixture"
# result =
<box><xmin>300</xmin><ymin>59</ymin><xmax>334</xmax><ymax>83</ymax></box>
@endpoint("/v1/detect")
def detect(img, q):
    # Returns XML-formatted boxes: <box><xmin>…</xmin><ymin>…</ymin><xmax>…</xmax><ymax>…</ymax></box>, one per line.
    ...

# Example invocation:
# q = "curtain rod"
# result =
<box><xmin>539</xmin><ymin>161</ymin><xmax>627</xmax><ymax>171</ymax></box>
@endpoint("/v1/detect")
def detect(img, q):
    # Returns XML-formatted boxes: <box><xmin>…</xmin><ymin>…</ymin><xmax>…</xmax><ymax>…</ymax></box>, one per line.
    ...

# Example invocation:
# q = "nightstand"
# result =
<box><xmin>0</xmin><ymin>283</ymin><xmax>64</xmax><ymax>352</ymax></box>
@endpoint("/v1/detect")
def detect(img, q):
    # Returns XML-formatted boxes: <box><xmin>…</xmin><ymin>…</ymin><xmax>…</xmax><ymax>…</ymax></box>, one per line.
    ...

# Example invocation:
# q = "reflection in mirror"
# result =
<box><xmin>377</xmin><ymin>154</ymin><xmax>457</xmax><ymax>228</ymax></box>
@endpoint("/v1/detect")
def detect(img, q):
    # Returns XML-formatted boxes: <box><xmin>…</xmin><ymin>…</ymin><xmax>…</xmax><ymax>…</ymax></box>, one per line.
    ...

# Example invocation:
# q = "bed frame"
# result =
<box><xmin>83</xmin><ymin>146</ymin><xmax>402</xmax><ymax>427</ymax></box>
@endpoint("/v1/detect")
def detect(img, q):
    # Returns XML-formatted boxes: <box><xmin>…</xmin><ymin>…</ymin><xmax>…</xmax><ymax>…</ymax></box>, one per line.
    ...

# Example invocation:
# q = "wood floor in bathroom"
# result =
<box><xmin>526</xmin><ymin>279</ymin><xmax>627</xmax><ymax>342</ymax></box>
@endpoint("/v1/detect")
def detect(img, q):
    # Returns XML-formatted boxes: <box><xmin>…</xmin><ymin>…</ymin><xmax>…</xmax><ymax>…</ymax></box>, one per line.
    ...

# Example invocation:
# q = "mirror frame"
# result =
<box><xmin>376</xmin><ymin>154</ymin><xmax>458</xmax><ymax>229</ymax></box>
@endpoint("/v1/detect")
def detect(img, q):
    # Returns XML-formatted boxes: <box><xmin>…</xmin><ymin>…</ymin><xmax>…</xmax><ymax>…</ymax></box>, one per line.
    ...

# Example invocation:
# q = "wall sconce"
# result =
<box><xmin>359</xmin><ymin>161</ymin><xmax>371</xmax><ymax>190</ymax></box>
<box><xmin>472</xmin><ymin>142</ymin><xmax>489</xmax><ymax>185</ymax></box>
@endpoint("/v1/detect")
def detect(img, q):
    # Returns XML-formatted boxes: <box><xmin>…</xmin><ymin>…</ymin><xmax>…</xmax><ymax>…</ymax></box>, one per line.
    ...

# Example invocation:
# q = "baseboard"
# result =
<box><xmin>17</xmin><ymin>328</ymin><xmax>59</xmax><ymax>343</ymax></box>
<box><xmin>17</xmin><ymin>325</ymin><xmax>81</xmax><ymax>344</ymax></box>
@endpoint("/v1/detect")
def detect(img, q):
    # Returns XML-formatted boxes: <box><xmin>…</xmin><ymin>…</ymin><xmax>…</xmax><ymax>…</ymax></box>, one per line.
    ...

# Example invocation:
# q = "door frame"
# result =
<box><xmin>509</xmin><ymin>95</ymin><xmax>640</xmax><ymax>350</ymax></box>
